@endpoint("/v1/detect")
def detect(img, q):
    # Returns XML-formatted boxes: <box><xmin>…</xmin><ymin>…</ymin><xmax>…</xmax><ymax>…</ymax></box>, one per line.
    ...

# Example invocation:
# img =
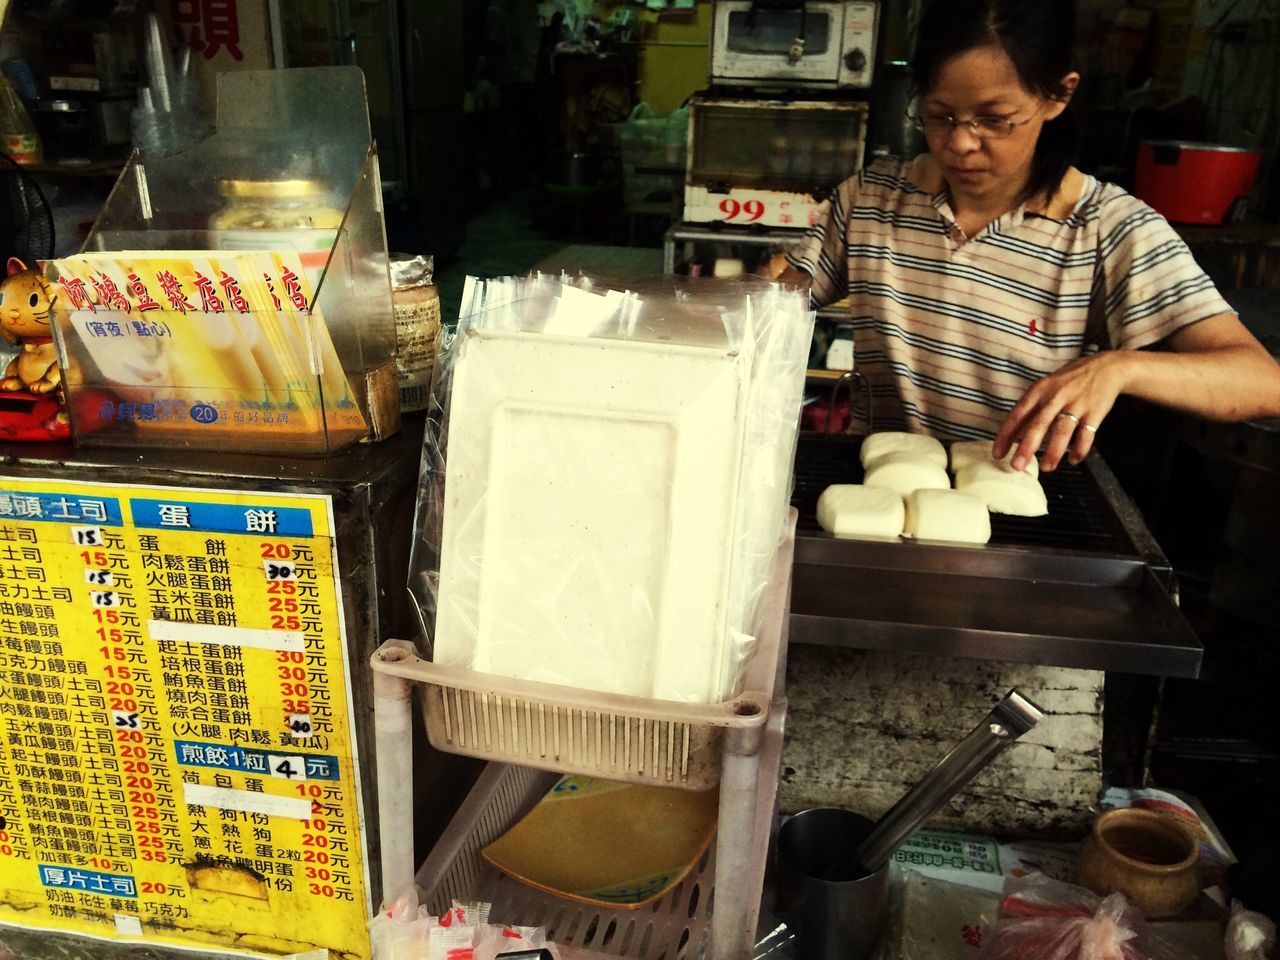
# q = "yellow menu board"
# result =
<box><xmin>0</xmin><ymin>478</ymin><xmax>370</xmax><ymax>959</ymax></box>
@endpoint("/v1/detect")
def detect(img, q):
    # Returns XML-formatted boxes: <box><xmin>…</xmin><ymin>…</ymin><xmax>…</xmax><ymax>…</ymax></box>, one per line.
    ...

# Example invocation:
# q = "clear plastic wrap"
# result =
<box><xmin>977</xmin><ymin>874</ymin><xmax>1195</xmax><ymax>960</ymax></box>
<box><xmin>408</xmin><ymin>273</ymin><xmax>812</xmax><ymax>704</ymax></box>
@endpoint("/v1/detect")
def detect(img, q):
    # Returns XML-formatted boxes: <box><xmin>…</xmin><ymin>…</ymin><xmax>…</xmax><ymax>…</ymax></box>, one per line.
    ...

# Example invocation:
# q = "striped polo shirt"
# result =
<box><xmin>787</xmin><ymin>154</ymin><xmax>1233</xmax><ymax>440</ymax></box>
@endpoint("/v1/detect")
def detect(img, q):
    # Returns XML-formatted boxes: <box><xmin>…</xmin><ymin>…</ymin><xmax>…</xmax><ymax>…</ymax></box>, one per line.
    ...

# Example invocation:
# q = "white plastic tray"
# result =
<box><xmin>434</xmin><ymin>328</ymin><xmax>750</xmax><ymax>704</ymax></box>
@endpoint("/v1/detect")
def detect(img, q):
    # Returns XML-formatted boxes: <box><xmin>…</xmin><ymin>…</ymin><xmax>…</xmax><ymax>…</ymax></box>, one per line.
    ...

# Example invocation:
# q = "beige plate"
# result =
<box><xmin>480</xmin><ymin>775</ymin><xmax>719</xmax><ymax>909</ymax></box>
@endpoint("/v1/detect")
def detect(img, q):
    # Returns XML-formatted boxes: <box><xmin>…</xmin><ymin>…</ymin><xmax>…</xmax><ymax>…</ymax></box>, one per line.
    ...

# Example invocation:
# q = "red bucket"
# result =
<box><xmin>1134</xmin><ymin>140</ymin><xmax>1263</xmax><ymax>225</ymax></box>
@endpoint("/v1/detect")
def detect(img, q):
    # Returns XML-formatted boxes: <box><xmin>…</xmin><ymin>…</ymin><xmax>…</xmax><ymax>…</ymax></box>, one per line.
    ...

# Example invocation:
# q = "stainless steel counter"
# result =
<box><xmin>787</xmin><ymin>436</ymin><xmax>1202</xmax><ymax>679</ymax></box>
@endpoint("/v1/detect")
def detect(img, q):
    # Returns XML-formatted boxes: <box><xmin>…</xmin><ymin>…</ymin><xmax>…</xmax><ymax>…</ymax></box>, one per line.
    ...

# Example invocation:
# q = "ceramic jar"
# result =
<box><xmin>1077</xmin><ymin>807</ymin><xmax>1201</xmax><ymax>918</ymax></box>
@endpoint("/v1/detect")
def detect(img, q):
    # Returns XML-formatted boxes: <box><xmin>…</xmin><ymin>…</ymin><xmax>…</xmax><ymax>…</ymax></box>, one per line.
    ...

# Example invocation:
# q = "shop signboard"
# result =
<box><xmin>0</xmin><ymin>478</ymin><xmax>371</xmax><ymax>959</ymax></box>
<box><xmin>45</xmin><ymin>250</ymin><xmax>368</xmax><ymax>452</ymax></box>
<box><xmin>682</xmin><ymin>184</ymin><xmax>831</xmax><ymax>229</ymax></box>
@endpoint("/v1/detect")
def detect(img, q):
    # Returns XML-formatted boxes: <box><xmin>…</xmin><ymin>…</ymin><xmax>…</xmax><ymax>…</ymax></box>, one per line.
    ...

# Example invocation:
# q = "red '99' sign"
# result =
<box><xmin>719</xmin><ymin>198</ymin><xmax>765</xmax><ymax>222</ymax></box>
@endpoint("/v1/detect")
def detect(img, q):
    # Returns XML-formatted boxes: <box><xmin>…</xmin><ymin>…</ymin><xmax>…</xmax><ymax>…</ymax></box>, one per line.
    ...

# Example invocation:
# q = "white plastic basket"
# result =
<box><xmin>380</xmin><ymin>517</ymin><xmax>794</xmax><ymax>792</ymax></box>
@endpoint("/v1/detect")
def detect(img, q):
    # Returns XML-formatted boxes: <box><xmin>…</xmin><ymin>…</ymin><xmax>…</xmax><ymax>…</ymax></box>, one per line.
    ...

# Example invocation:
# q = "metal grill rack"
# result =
<box><xmin>791</xmin><ymin>434</ymin><xmax>1128</xmax><ymax>552</ymax></box>
<box><xmin>787</xmin><ymin>434</ymin><xmax>1202</xmax><ymax>678</ymax></box>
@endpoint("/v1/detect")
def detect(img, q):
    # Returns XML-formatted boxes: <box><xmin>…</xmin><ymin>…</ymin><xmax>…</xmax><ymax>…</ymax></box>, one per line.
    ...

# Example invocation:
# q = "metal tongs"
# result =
<box><xmin>825</xmin><ymin>368</ymin><xmax>871</xmax><ymax>436</ymax></box>
<box><xmin>825</xmin><ymin>689</ymin><xmax>1044</xmax><ymax>881</ymax></box>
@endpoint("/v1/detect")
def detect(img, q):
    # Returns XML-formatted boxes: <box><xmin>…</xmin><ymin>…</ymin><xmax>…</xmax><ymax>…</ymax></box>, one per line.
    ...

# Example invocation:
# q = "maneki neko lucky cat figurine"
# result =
<box><xmin>0</xmin><ymin>256</ymin><xmax>70</xmax><ymax>439</ymax></box>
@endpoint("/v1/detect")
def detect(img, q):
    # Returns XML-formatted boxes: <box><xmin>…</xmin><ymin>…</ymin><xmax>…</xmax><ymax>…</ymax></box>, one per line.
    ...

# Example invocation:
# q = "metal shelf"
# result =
<box><xmin>662</xmin><ymin>221</ymin><xmax>807</xmax><ymax>273</ymax></box>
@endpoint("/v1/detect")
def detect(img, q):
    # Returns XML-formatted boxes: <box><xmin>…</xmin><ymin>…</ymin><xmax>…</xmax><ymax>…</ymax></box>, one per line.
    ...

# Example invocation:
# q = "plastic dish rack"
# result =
<box><xmin>369</xmin><ymin>515</ymin><xmax>795</xmax><ymax>960</ymax></box>
<box><xmin>415</xmin><ymin>707</ymin><xmax>784</xmax><ymax>960</ymax></box>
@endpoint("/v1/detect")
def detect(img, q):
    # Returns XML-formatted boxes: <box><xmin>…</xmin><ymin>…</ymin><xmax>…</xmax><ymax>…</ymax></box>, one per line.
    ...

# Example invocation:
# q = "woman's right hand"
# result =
<box><xmin>758</xmin><ymin>252</ymin><xmax>812</xmax><ymax>288</ymax></box>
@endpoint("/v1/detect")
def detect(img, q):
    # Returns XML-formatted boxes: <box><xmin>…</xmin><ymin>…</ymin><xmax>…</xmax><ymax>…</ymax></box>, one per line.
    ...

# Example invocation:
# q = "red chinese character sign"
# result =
<box><xmin>170</xmin><ymin>0</ymin><xmax>245</xmax><ymax>61</ymax></box>
<box><xmin>41</xmin><ymin>250</ymin><xmax>368</xmax><ymax>454</ymax></box>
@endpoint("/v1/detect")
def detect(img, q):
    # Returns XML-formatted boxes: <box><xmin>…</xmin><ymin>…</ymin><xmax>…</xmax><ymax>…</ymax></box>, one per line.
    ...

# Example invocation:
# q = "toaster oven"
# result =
<box><xmin>684</xmin><ymin>96</ymin><xmax>868</xmax><ymax>228</ymax></box>
<box><xmin>710</xmin><ymin>0</ymin><xmax>879</xmax><ymax>90</ymax></box>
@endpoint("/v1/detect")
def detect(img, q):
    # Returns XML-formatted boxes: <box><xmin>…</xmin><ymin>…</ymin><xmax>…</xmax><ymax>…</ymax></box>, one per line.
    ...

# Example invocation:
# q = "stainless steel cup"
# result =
<box><xmin>775</xmin><ymin>809</ymin><xmax>891</xmax><ymax>960</ymax></box>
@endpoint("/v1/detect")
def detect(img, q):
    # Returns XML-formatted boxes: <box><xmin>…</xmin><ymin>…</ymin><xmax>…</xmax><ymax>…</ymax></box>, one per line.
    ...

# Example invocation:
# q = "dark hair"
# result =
<box><xmin>912</xmin><ymin>0</ymin><xmax>1079</xmax><ymax>203</ymax></box>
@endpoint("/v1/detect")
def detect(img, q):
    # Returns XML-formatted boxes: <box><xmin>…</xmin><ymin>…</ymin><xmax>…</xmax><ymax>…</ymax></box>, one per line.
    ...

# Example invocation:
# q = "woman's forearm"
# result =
<box><xmin>1116</xmin><ymin>342</ymin><xmax>1280</xmax><ymax>422</ymax></box>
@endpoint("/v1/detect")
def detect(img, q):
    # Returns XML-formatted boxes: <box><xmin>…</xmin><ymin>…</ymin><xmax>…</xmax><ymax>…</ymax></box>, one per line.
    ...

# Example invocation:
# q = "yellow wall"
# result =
<box><xmin>638</xmin><ymin>3</ymin><xmax>711</xmax><ymax>111</ymax></box>
<box><xmin>599</xmin><ymin>1</ymin><xmax>711</xmax><ymax>112</ymax></box>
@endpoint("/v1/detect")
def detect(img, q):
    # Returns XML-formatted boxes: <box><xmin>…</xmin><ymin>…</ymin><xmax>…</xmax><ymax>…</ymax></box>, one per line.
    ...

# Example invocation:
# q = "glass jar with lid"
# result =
<box><xmin>209</xmin><ymin>178</ymin><xmax>344</xmax><ymax>256</ymax></box>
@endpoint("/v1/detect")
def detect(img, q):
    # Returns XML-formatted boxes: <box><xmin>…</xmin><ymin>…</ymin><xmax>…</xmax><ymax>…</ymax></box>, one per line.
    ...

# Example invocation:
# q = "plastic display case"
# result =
<box><xmin>43</xmin><ymin>66</ymin><xmax>399</xmax><ymax>454</ymax></box>
<box><xmin>369</xmin><ymin>515</ymin><xmax>795</xmax><ymax>960</ymax></box>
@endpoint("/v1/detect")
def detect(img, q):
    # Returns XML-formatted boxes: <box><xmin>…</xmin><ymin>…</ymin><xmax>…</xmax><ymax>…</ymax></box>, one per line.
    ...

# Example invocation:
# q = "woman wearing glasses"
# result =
<box><xmin>774</xmin><ymin>0</ymin><xmax>1280</xmax><ymax>472</ymax></box>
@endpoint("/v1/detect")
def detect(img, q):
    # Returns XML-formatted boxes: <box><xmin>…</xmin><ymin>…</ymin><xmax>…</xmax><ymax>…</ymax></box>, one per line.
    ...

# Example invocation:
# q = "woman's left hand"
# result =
<box><xmin>995</xmin><ymin>314</ymin><xmax>1280</xmax><ymax>472</ymax></box>
<box><xmin>993</xmin><ymin>352</ymin><xmax>1128</xmax><ymax>472</ymax></box>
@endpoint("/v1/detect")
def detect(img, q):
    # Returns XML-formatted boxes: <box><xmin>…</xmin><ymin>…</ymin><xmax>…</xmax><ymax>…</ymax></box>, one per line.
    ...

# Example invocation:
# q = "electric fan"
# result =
<box><xmin>0</xmin><ymin>152</ymin><xmax>54</xmax><ymax>263</ymax></box>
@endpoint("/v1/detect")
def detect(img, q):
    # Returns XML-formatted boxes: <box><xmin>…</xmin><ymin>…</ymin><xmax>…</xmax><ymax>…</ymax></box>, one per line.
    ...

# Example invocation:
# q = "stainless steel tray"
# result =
<box><xmin>788</xmin><ymin>435</ymin><xmax>1202</xmax><ymax>678</ymax></box>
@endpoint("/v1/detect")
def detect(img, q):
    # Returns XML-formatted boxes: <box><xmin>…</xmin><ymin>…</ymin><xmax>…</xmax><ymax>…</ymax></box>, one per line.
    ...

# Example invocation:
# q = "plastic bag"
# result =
<box><xmin>620</xmin><ymin>102</ymin><xmax>688</xmax><ymax>165</ymax></box>
<box><xmin>408</xmin><ymin>273</ymin><xmax>812</xmax><ymax>704</ymax></box>
<box><xmin>977</xmin><ymin>874</ymin><xmax>1194</xmax><ymax>960</ymax></box>
<box><xmin>894</xmin><ymin>870</ymin><xmax>1002</xmax><ymax>959</ymax></box>
<box><xmin>370</xmin><ymin>896</ymin><xmax>554</xmax><ymax>960</ymax></box>
<box><xmin>1224</xmin><ymin>899</ymin><xmax>1277</xmax><ymax>960</ymax></box>
<box><xmin>369</xmin><ymin>889</ymin><xmax>432</xmax><ymax>960</ymax></box>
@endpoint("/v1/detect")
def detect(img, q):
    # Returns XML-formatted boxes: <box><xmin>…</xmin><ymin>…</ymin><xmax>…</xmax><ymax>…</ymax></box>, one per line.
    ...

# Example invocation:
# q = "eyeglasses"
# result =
<box><xmin>908</xmin><ymin>108</ymin><xmax>1040</xmax><ymax>140</ymax></box>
